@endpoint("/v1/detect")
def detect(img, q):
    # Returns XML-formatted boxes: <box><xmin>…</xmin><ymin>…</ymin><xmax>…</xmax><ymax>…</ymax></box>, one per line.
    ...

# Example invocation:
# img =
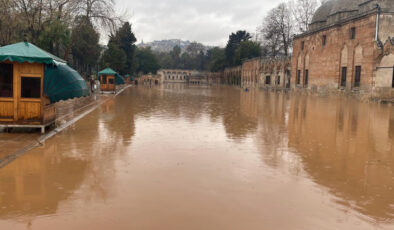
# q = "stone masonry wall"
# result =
<box><xmin>292</xmin><ymin>13</ymin><xmax>377</xmax><ymax>95</ymax></box>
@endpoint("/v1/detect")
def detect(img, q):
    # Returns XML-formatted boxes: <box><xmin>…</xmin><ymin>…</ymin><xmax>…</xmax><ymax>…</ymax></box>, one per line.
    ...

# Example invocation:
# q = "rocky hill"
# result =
<box><xmin>138</xmin><ymin>39</ymin><xmax>212</xmax><ymax>53</ymax></box>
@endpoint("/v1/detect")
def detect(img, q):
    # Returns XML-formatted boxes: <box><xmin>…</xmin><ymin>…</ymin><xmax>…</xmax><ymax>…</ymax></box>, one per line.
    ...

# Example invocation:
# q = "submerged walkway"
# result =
<box><xmin>0</xmin><ymin>85</ymin><xmax>131</xmax><ymax>168</ymax></box>
<box><xmin>0</xmin><ymin>86</ymin><xmax>393</xmax><ymax>230</ymax></box>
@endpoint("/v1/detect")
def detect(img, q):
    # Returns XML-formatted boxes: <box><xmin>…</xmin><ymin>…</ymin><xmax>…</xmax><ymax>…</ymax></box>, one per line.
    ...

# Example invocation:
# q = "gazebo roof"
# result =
<box><xmin>0</xmin><ymin>42</ymin><xmax>66</xmax><ymax>65</ymax></box>
<box><xmin>98</xmin><ymin>68</ymin><xmax>117</xmax><ymax>75</ymax></box>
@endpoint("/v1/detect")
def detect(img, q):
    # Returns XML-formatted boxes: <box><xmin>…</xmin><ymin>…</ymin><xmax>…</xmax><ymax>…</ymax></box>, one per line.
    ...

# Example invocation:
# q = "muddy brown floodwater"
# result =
<box><xmin>0</xmin><ymin>85</ymin><xmax>393</xmax><ymax>230</ymax></box>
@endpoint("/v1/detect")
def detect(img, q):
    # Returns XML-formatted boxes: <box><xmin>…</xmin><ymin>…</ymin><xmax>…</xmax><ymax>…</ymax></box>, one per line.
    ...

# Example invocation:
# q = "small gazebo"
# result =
<box><xmin>0</xmin><ymin>41</ymin><xmax>89</xmax><ymax>133</ymax></box>
<box><xmin>98</xmin><ymin>68</ymin><xmax>117</xmax><ymax>93</ymax></box>
<box><xmin>98</xmin><ymin>68</ymin><xmax>125</xmax><ymax>93</ymax></box>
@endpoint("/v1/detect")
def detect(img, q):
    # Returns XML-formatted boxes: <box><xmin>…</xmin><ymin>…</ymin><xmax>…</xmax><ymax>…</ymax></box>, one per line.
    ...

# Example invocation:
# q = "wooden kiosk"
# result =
<box><xmin>98</xmin><ymin>68</ymin><xmax>117</xmax><ymax>93</ymax></box>
<box><xmin>0</xmin><ymin>42</ymin><xmax>89</xmax><ymax>133</ymax></box>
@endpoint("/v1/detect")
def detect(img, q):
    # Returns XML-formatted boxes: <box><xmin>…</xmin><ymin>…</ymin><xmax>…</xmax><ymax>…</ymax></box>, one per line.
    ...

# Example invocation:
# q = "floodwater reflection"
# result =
<box><xmin>0</xmin><ymin>85</ymin><xmax>393</xmax><ymax>230</ymax></box>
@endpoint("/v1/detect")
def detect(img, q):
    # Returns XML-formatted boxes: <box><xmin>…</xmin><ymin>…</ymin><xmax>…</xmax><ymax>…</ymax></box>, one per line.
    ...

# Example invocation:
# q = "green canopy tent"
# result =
<box><xmin>0</xmin><ymin>42</ymin><xmax>89</xmax><ymax>103</ymax></box>
<box><xmin>125</xmin><ymin>74</ymin><xmax>134</xmax><ymax>82</ymax></box>
<box><xmin>115</xmin><ymin>73</ymin><xmax>125</xmax><ymax>85</ymax></box>
<box><xmin>44</xmin><ymin>64</ymin><xmax>90</xmax><ymax>103</ymax></box>
<box><xmin>0</xmin><ymin>42</ymin><xmax>65</xmax><ymax>65</ymax></box>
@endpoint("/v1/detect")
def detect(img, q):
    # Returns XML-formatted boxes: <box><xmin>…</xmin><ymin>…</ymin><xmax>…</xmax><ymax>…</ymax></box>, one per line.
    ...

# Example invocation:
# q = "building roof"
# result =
<box><xmin>309</xmin><ymin>0</ymin><xmax>394</xmax><ymax>31</ymax></box>
<box><xmin>0</xmin><ymin>42</ymin><xmax>66</xmax><ymax>65</ymax></box>
<box><xmin>98</xmin><ymin>68</ymin><xmax>117</xmax><ymax>75</ymax></box>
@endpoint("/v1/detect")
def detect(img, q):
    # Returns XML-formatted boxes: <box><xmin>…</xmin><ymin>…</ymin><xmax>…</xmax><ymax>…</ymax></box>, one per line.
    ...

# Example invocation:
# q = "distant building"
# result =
<box><xmin>291</xmin><ymin>0</ymin><xmax>394</xmax><ymax>99</ymax></box>
<box><xmin>240</xmin><ymin>57</ymin><xmax>291</xmax><ymax>90</ymax></box>
<box><xmin>158</xmin><ymin>69</ymin><xmax>194</xmax><ymax>83</ymax></box>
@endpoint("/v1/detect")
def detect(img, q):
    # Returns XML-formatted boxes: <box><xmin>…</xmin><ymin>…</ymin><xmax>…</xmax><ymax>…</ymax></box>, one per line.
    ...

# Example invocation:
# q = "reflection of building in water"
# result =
<box><xmin>238</xmin><ymin>88</ymin><xmax>394</xmax><ymax>221</ymax></box>
<box><xmin>135</xmin><ymin>73</ymin><xmax>162</xmax><ymax>85</ymax></box>
<box><xmin>287</xmin><ymin>95</ymin><xmax>394</xmax><ymax>220</ymax></box>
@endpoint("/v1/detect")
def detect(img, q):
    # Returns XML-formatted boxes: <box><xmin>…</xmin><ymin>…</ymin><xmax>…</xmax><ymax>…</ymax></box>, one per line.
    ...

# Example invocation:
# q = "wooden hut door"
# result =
<box><xmin>0</xmin><ymin>63</ymin><xmax>14</xmax><ymax>121</ymax></box>
<box><xmin>101</xmin><ymin>75</ymin><xmax>108</xmax><ymax>90</ymax></box>
<box><xmin>16</xmin><ymin>63</ymin><xmax>44</xmax><ymax>123</ymax></box>
<box><xmin>108</xmin><ymin>76</ymin><xmax>115</xmax><ymax>90</ymax></box>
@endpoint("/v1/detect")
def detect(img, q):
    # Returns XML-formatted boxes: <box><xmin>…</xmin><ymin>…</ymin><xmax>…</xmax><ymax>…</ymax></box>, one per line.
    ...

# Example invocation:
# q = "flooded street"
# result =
<box><xmin>0</xmin><ymin>85</ymin><xmax>393</xmax><ymax>230</ymax></box>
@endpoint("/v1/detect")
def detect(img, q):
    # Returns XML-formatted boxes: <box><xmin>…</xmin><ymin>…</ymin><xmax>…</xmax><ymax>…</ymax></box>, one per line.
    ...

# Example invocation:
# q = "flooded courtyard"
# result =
<box><xmin>0</xmin><ymin>85</ymin><xmax>393</xmax><ymax>230</ymax></box>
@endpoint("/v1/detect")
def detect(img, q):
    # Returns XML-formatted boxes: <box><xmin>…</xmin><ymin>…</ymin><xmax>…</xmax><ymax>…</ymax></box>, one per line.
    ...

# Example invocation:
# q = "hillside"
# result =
<box><xmin>138</xmin><ymin>39</ymin><xmax>212</xmax><ymax>53</ymax></box>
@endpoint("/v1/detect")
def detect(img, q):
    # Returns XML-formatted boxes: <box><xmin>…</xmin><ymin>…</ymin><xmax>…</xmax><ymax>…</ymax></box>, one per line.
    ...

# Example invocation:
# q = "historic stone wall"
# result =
<box><xmin>259</xmin><ymin>57</ymin><xmax>291</xmax><ymax>90</ymax></box>
<box><xmin>158</xmin><ymin>69</ymin><xmax>193</xmax><ymax>83</ymax></box>
<box><xmin>292</xmin><ymin>13</ymin><xmax>377</xmax><ymax>95</ymax></box>
<box><xmin>241</xmin><ymin>58</ymin><xmax>260</xmax><ymax>87</ymax></box>
<box><xmin>207</xmin><ymin>67</ymin><xmax>241</xmax><ymax>85</ymax></box>
<box><xmin>223</xmin><ymin>66</ymin><xmax>241</xmax><ymax>85</ymax></box>
<box><xmin>204</xmin><ymin>11</ymin><xmax>393</xmax><ymax>101</ymax></box>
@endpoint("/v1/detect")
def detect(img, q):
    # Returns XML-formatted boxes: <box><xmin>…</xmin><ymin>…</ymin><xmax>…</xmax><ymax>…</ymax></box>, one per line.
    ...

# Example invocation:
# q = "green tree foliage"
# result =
<box><xmin>99</xmin><ymin>22</ymin><xmax>137</xmax><ymax>75</ymax></box>
<box><xmin>101</xmin><ymin>39</ymin><xmax>127</xmax><ymax>73</ymax></box>
<box><xmin>155</xmin><ymin>52</ymin><xmax>173</xmax><ymax>69</ymax></box>
<box><xmin>233</xmin><ymin>41</ymin><xmax>262</xmax><ymax>66</ymax></box>
<box><xmin>0</xmin><ymin>0</ymin><xmax>120</xmax><ymax>77</ymax></box>
<box><xmin>135</xmin><ymin>47</ymin><xmax>160</xmax><ymax>74</ymax></box>
<box><xmin>208</xmin><ymin>47</ymin><xmax>227</xmax><ymax>72</ymax></box>
<box><xmin>111</xmin><ymin>22</ymin><xmax>137</xmax><ymax>74</ymax></box>
<box><xmin>170</xmin><ymin>45</ymin><xmax>181</xmax><ymax>68</ymax></box>
<box><xmin>225</xmin><ymin>31</ymin><xmax>252</xmax><ymax>67</ymax></box>
<box><xmin>38</xmin><ymin>19</ymin><xmax>71</xmax><ymax>58</ymax></box>
<box><xmin>71</xmin><ymin>17</ymin><xmax>101</xmax><ymax>77</ymax></box>
<box><xmin>155</xmin><ymin>43</ymin><xmax>209</xmax><ymax>70</ymax></box>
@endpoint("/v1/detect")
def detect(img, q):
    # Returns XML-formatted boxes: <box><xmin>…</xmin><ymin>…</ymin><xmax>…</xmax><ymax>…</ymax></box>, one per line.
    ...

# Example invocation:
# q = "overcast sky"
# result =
<box><xmin>115</xmin><ymin>0</ymin><xmax>280</xmax><ymax>47</ymax></box>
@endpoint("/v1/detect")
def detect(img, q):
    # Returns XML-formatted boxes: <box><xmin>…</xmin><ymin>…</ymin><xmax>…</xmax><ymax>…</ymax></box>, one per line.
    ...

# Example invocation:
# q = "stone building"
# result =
<box><xmin>223</xmin><ymin>66</ymin><xmax>242</xmax><ymax>85</ymax></box>
<box><xmin>241</xmin><ymin>57</ymin><xmax>291</xmax><ymax>90</ymax></box>
<box><xmin>241</xmin><ymin>58</ymin><xmax>260</xmax><ymax>87</ymax></box>
<box><xmin>207</xmin><ymin>71</ymin><xmax>223</xmax><ymax>84</ymax></box>
<box><xmin>259</xmin><ymin>57</ymin><xmax>292</xmax><ymax>90</ymax></box>
<box><xmin>291</xmin><ymin>0</ymin><xmax>394</xmax><ymax>99</ymax></box>
<box><xmin>158</xmin><ymin>69</ymin><xmax>193</xmax><ymax>83</ymax></box>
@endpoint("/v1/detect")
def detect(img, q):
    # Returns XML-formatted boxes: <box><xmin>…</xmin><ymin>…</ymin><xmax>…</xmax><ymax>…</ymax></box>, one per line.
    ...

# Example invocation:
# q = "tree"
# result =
<box><xmin>71</xmin><ymin>17</ymin><xmax>101</xmax><ymax>77</ymax></box>
<box><xmin>170</xmin><ymin>45</ymin><xmax>181</xmax><ymax>69</ymax></box>
<box><xmin>76</xmin><ymin>0</ymin><xmax>121</xmax><ymax>32</ymax></box>
<box><xmin>290</xmin><ymin>0</ymin><xmax>320</xmax><ymax>33</ymax></box>
<box><xmin>0</xmin><ymin>0</ymin><xmax>22</xmax><ymax>45</ymax></box>
<box><xmin>135</xmin><ymin>47</ymin><xmax>160</xmax><ymax>74</ymax></box>
<box><xmin>208</xmin><ymin>47</ymin><xmax>227</xmax><ymax>72</ymax></box>
<box><xmin>259</xmin><ymin>3</ymin><xmax>293</xmax><ymax>57</ymax></box>
<box><xmin>225</xmin><ymin>31</ymin><xmax>252</xmax><ymax>67</ymax></box>
<box><xmin>101</xmin><ymin>39</ymin><xmax>127</xmax><ymax>73</ymax></box>
<box><xmin>155</xmin><ymin>51</ymin><xmax>173</xmax><ymax>69</ymax></box>
<box><xmin>233</xmin><ymin>41</ymin><xmax>262</xmax><ymax>66</ymax></box>
<box><xmin>38</xmin><ymin>19</ymin><xmax>71</xmax><ymax>57</ymax></box>
<box><xmin>186</xmin><ymin>42</ymin><xmax>205</xmax><ymax>57</ymax></box>
<box><xmin>111</xmin><ymin>22</ymin><xmax>137</xmax><ymax>74</ymax></box>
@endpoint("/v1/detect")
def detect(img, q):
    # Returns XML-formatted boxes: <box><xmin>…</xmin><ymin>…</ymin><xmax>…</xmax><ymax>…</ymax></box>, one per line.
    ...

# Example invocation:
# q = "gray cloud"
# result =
<box><xmin>116</xmin><ymin>0</ymin><xmax>279</xmax><ymax>47</ymax></box>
